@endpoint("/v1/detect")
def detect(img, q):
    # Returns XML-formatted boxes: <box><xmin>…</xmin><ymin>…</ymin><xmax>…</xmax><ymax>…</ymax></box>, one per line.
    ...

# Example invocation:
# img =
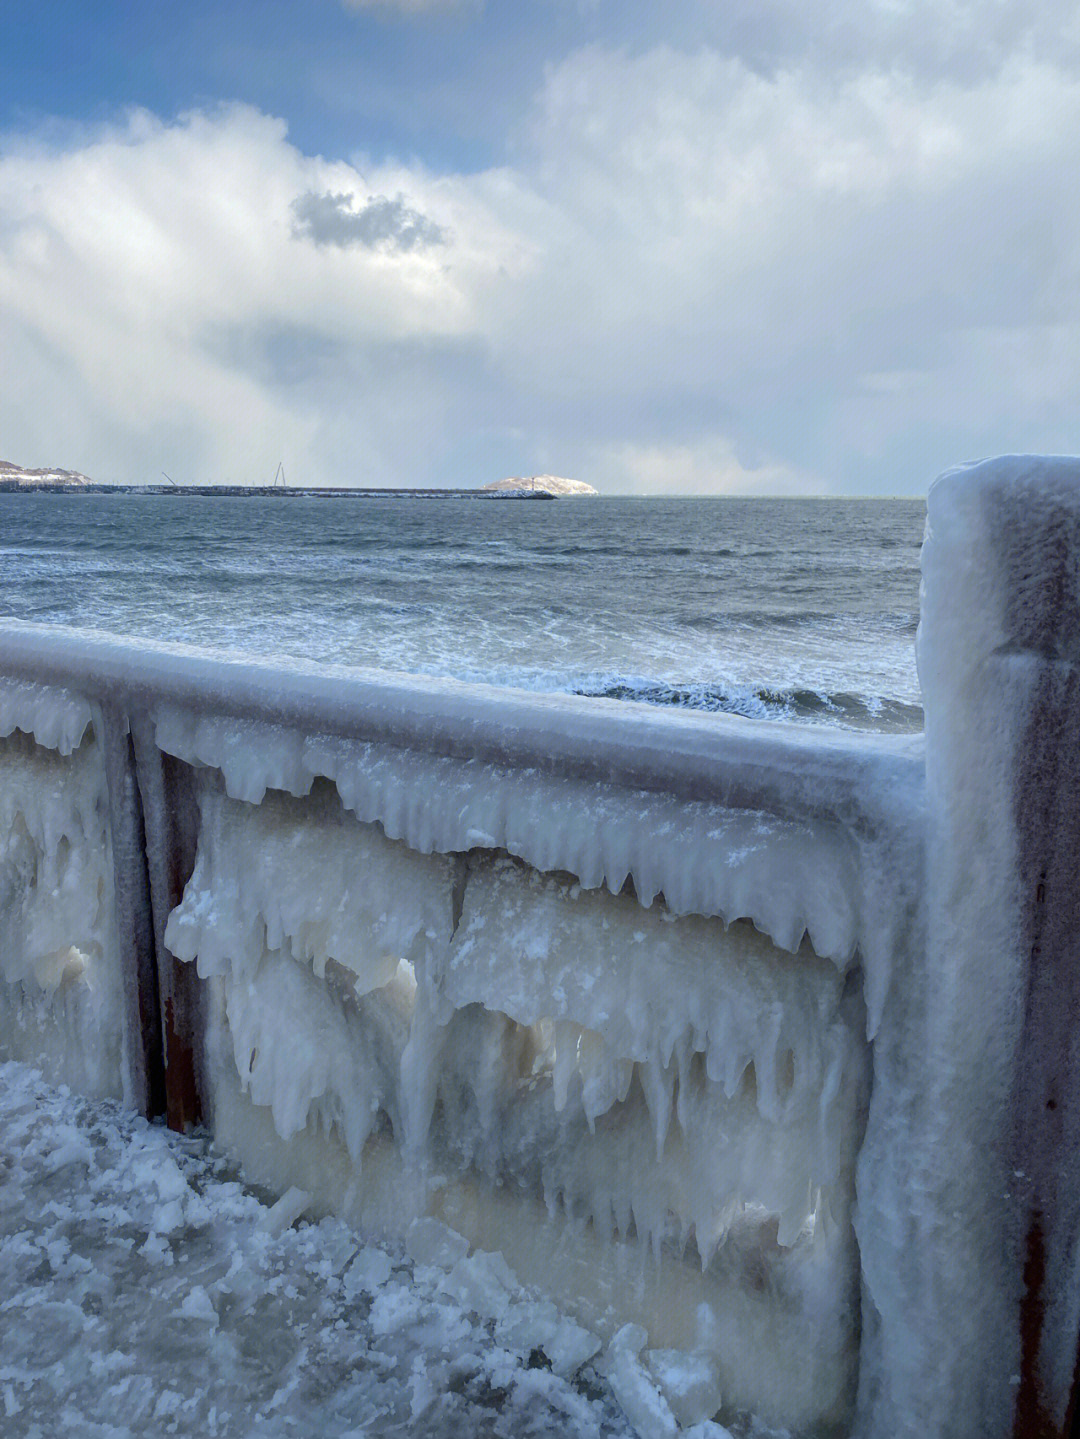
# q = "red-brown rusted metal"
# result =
<box><xmin>131</xmin><ymin>724</ymin><xmax>203</xmax><ymax>1132</ymax></box>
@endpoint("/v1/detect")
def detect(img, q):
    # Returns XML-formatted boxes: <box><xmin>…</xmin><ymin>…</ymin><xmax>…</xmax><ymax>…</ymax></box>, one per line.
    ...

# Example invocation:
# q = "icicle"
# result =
<box><xmin>590</xmin><ymin>1189</ymin><xmax>614</xmax><ymax>1243</ymax></box>
<box><xmin>639</xmin><ymin>1050</ymin><xmax>675</xmax><ymax>1160</ymax></box>
<box><xmin>754</xmin><ymin>1008</ymin><xmax>784</xmax><ymax>1122</ymax></box>
<box><xmin>777</xmin><ymin>1180</ymin><xmax>813</xmax><ymax>1248</ymax></box>
<box><xmin>614</xmin><ymin>1191</ymin><xmax>633</xmax><ymax>1241</ymax></box>
<box><xmin>674</xmin><ymin>1031</ymin><xmax>693</xmax><ymax>1136</ymax></box>
<box><xmin>399</xmin><ymin>982</ymin><xmax>444</xmax><ymax>1160</ymax></box>
<box><xmin>552</xmin><ymin>1020</ymin><xmax>579</xmax><ymax>1114</ymax></box>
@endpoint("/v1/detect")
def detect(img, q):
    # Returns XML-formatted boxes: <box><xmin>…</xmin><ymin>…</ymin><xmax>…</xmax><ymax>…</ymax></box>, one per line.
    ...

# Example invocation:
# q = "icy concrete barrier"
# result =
<box><xmin>853</xmin><ymin>456</ymin><xmax>1080</xmax><ymax>1439</ymax></box>
<box><xmin>2</xmin><ymin>459</ymin><xmax>1075</xmax><ymax>1437</ymax></box>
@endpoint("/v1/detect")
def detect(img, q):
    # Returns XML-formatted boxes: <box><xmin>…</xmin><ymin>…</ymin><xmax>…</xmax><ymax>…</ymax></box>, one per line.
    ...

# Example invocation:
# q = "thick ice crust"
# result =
<box><xmin>0</xmin><ymin>675</ymin><xmax>93</xmax><ymax>755</ymax></box>
<box><xmin>150</xmin><ymin>705</ymin><xmax>920</xmax><ymax>1043</ymax></box>
<box><xmin>856</xmin><ymin>455</ymin><xmax>1080</xmax><ymax>1439</ymax></box>
<box><xmin>166</xmin><ymin>778</ymin><xmax>869</xmax><ymax>1431</ymax></box>
<box><xmin>0</xmin><ymin>730</ymin><xmax>123</xmax><ymax>1096</ymax></box>
<box><xmin>0</xmin><ymin>622</ymin><xmax>925</xmax><ymax>1037</ymax></box>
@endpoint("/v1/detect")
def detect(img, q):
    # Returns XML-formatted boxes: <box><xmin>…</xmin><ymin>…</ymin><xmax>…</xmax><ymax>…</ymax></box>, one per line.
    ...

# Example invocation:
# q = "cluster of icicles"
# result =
<box><xmin>166</xmin><ymin>779</ymin><xmax>869</xmax><ymax>1266</ymax></box>
<box><xmin>152</xmin><ymin>701</ymin><xmax>915</xmax><ymax>1038</ymax></box>
<box><xmin>0</xmin><ymin>725</ymin><xmax>123</xmax><ymax>1099</ymax></box>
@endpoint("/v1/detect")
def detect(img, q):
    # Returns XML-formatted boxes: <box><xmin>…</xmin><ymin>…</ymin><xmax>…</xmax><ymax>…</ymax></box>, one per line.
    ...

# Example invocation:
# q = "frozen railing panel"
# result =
<box><xmin>0</xmin><ymin>718</ymin><xmax>123</xmax><ymax>1099</ymax></box>
<box><xmin>163</xmin><ymin>773</ymin><xmax>870</xmax><ymax>1431</ymax></box>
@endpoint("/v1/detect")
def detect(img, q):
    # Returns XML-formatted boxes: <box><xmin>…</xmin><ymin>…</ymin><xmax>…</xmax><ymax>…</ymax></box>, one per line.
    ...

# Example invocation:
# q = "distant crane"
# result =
<box><xmin>161</xmin><ymin>471</ymin><xmax>178</xmax><ymax>489</ymax></box>
<box><xmin>272</xmin><ymin>462</ymin><xmax>287</xmax><ymax>488</ymax></box>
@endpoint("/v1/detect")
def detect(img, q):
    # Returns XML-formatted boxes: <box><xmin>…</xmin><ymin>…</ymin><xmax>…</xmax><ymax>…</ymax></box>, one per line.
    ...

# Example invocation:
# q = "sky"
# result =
<box><xmin>1</xmin><ymin>0</ymin><xmax>1079</xmax><ymax>495</ymax></box>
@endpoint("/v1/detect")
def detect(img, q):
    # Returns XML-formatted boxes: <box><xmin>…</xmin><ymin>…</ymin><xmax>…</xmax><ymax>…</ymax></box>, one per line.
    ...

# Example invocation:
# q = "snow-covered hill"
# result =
<box><xmin>481</xmin><ymin>475</ymin><xmax>598</xmax><ymax>496</ymax></box>
<box><xmin>0</xmin><ymin>459</ymin><xmax>94</xmax><ymax>487</ymax></box>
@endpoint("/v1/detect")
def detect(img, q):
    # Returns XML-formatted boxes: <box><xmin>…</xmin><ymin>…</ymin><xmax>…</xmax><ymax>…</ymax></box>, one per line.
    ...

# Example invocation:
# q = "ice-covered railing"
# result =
<box><xmin>1</xmin><ymin>455</ymin><xmax>1079</xmax><ymax>1438</ymax></box>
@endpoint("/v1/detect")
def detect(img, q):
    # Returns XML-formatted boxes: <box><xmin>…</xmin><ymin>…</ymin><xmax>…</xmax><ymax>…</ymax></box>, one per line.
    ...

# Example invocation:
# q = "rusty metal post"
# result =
<box><xmin>130</xmin><ymin>718</ymin><xmax>203</xmax><ymax>1133</ymax></box>
<box><xmin>98</xmin><ymin>704</ymin><xmax>165</xmax><ymax>1119</ymax></box>
<box><xmin>1000</xmin><ymin>520</ymin><xmax>1080</xmax><ymax>1439</ymax></box>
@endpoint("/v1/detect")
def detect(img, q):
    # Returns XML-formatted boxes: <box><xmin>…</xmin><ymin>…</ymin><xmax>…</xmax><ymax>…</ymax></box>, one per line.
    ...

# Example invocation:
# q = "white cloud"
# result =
<box><xmin>0</xmin><ymin>105</ymin><xmax>523</xmax><ymax>485</ymax></box>
<box><xmin>491</xmin><ymin>44</ymin><xmax>1080</xmax><ymax>490</ymax></box>
<box><xmin>592</xmin><ymin>439</ymin><xmax>815</xmax><ymax>496</ymax></box>
<box><xmin>2</xmin><ymin>22</ymin><xmax>1080</xmax><ymax>492</ymax></box>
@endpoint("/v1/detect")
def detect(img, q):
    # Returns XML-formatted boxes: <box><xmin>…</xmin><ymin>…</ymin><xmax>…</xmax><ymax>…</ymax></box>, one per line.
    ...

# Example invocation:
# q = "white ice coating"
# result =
<box><xmin>165</xmin><ymin>777</ymin><xmax>868</xmax><ymax>1430</ymax></box>
<box><xmin>0</xmin><ymin>727</ymin><xmax>123</xmax><ymax>1097</ymax></box>
<box><xmin>433</xmin><ymin>855</ymin><xmax>865</xmax><ymax>1249</ymax></box>
<box><xmin>165</xmin><ymin>779</ymin><xmax>453</xmax><ymax>994</ymax></box>
<box><xmin>854</xmin><ymin>456</ymin><xmax>1080</xmax><ymax>1439</ymax></box>
<box><xmin>151</xmin><ymin>703</ymin><xmax>920</xmax><ymax>1038</ymax></box>
<box><xmin>0</xmin><ymin>622</ymin><xmax>925</xmax><ymax>1037</ymax></box>
<box><xmin>166</xmin><ymin>781</ymin><xmax>453</xmax><ymax>1163</ymax></box>
<box><xmin>0</xmin><ymin>675</ymin><xmax>93</xmax><ymax>755</ymax></box>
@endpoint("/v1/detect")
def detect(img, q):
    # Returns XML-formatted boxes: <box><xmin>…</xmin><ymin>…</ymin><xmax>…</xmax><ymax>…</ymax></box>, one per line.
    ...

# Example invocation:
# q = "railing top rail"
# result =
<box><xmin>0</xmin><ymin>620</ymin><xmax>923</xmax><ymax>829</ymax></box>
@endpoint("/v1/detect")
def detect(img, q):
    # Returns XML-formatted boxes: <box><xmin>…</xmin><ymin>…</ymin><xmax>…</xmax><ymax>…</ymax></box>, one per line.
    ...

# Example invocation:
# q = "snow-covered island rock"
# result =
<box><xmin>0</xmin><ymin>459</ymin><xmax>94</xmax><ymax>488</ymax></box>
<box><xmin>481</xmin><ymin>475</ymin><xmax>598</xmax><ymax>497</ymax></box>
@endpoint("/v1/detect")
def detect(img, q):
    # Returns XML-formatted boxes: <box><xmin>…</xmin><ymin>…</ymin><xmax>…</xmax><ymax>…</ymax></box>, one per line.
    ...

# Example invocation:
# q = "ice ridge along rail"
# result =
<box><xmin>1</xmin><ymin>454</ymin><xmax>1079</xmax><ymax>1438</ymax></box>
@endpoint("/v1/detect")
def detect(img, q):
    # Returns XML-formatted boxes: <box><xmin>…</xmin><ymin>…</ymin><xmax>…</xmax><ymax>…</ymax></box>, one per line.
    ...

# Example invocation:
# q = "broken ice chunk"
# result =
<box><xmin>645</xmin><ymin>1349</ymin><xmax>723</xmax><ymax>1428</ymax></box>
<box><xmin>604</xmin><ymin>1325</ymin><xmax>678</xmax><ymax>1438</ymax></box>
<box><xmin>405</xmin><ymin>1217</ymin><xmax>469</xmax><ymax>1270</ymax></box>
<box><xmin>258</xmin><ymin>1186</ymin><xmax>311</xmax><ymax>1236</ymax></box>
<box><xmin>177</xmin><ymin>1284</ymin><xmax>218</xmax><ymax>1326</ymax></box>
<box><xmin>440</xmin><ymin>1248</ymin><xmax>517</xmax><ymax>1319</ymax></box>
<box><xmin>342</xmin><ymin>1246</ymin><xmax>394</xmax><ymax>1298</ymax></box>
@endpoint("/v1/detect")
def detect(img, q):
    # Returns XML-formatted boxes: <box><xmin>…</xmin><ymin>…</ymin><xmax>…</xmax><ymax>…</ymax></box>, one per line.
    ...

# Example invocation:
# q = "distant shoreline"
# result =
<box><xmin>0</xmin><ymin>482</ymin><xmax>559</xmax><ymax>499</ymax></box>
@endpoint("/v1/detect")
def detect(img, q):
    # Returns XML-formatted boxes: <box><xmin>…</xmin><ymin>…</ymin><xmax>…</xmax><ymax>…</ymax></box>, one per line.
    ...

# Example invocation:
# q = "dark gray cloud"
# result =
<box><xmin>291</xmin><ymin>190</ymin><xmax>446</xmax><ymax>251</ymax></box>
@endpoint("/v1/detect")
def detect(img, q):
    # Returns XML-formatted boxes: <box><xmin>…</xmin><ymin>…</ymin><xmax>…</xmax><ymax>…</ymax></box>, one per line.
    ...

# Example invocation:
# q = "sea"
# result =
<box><xmin>0</xmin><ymin>493</ymin><xmax>926</xmax><ymax>730</ymax></box>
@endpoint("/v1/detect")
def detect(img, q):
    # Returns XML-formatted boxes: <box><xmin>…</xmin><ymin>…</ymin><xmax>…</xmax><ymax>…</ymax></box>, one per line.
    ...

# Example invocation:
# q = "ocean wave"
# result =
<box><xmin>567</xmin><ymin>675</ymin><xmax>923</xmax><ymax>729</ymax></box>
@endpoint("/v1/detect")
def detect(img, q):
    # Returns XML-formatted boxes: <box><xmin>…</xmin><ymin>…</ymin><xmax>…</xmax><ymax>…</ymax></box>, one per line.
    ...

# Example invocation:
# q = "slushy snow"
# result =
<box><xmin>0</xmin><ymin>1059</ymin><xmax>753</xmax><ymax>1439</ymax></box>
<box><xmin>0</xmin><ymin>1059</ymin><xmax>615</xmax><ymax>1436</ymax></box>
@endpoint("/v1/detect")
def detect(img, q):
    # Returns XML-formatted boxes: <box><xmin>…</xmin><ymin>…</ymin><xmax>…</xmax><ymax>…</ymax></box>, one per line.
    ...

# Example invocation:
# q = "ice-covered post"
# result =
<box><xmin>915</xmin><ymin>456</ymin><xmax>1080</xmax><ymax>1437</ymax></box>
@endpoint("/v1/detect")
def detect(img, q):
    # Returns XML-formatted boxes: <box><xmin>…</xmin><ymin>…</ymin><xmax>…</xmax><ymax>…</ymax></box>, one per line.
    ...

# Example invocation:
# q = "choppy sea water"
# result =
<box><xmin>0</xmin><ymin>494</ymin><xmax>925</xmax><ymax>729</ymax></box>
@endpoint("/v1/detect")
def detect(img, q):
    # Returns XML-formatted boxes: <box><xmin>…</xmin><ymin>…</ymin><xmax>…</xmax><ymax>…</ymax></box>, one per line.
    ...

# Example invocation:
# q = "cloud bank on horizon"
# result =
<box><xmin>1</xmin><ymin>0</ymin><xmax>1078</xmax><ymax>494</ymax></box>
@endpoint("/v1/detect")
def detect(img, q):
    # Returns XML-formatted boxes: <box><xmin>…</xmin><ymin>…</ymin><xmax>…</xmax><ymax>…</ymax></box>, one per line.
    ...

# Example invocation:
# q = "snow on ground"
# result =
<box><xmin>0</xmin><ymin>1061</ymin><xmax>762</xmax><ymax>1439</ymax></box>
